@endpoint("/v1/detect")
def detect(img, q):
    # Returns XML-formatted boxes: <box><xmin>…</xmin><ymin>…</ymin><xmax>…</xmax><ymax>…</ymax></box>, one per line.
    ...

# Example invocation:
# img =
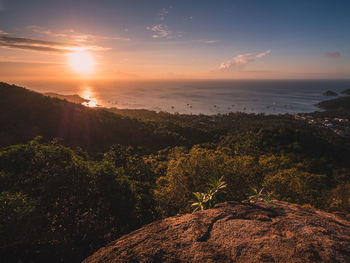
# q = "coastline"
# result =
<box><xmin>40</xmin><ymin>88</ymin><xmax>350</xmax><ymax>138</ymax></box>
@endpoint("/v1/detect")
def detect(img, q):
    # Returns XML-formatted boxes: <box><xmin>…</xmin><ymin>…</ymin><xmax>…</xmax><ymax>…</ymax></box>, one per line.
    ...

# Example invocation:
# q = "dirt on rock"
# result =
<box><xmin>83</xmin><ymin>201</ymin><xmax>350</xmax><ymax>263</ymax></box>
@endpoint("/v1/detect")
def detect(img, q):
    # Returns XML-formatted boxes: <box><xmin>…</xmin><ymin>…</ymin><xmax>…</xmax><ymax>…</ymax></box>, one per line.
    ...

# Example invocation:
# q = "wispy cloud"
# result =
<box><xmin>159</xmin><ymin>8</ymin><xmax>169</xmax><ymax>21</ymax></box>
<box><xmin>147</xmin><ymin>7</ymin><xmax>178</xmax><ymax>39</ymax></box>
<box><xmin>219</xmin><ymin>50</ymin><xmax>271</xmax><ymax>71</ymax></box>
<box><xmin>0</xmin><ymin>35</ymin><xmax>108</xmax><ymax>54</ymax></box>
<box><xmin>197</xmin><ymin>39</ymin><xmax>219</xmax><ymax>44</ymax></box>
<box><xmin>27</xmin><ymin>26</ymin><xmax>68</xmax><ymax>38</ymax></box>
<box><xmin>325</xmin><ymin>52</ymin><xmax>340</xmax><ymax>58</ymax></box>
<box><xmin>0</xmin><ymin>29</ymin><xmax>8</xmax><ymax>35</ymax></box>
<box><xmin>0</xmin><ymin>56</ymin><xmax>65</xmax><ymax>64</ymax></box>
<box><xmin>147</xmin><ymin>24</ymin><xmax>171</xmax><ymax>39</ymax></box>
<box><xmin>27</xmin><ymin>26</ymin><xmax>130</xmax><ymax>42</ymax></box>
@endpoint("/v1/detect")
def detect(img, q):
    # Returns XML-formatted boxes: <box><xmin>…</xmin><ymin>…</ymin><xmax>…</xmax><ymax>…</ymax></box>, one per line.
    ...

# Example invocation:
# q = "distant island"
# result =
<box><xmin>323</xmin><ymin>90</ymin><xmax>338</xmax><ymax>96</ymax></box>
<box><xmin>341</xmin><ymin>88</ymin><xmax>350</xmax><ymax>95</ymax></box>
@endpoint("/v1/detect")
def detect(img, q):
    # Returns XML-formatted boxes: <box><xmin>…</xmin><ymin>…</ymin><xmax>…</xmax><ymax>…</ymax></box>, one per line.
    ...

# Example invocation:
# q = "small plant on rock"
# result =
<box><xmin>191</xmin><ymin>176</ymin><xmax>227</xmax><ymax>212</ymax></box>
<box><xmin>248</xmin><ymin>187</ymin><xmax>273</xmax><ymax>206</ymax></box>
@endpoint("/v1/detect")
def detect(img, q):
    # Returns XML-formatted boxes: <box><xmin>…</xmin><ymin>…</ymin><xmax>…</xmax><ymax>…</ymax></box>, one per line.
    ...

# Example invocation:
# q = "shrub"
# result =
<box><xmin>263</xmin><ymin>168</ymin><xmax>329</xmax><ymax>208</ymax></box>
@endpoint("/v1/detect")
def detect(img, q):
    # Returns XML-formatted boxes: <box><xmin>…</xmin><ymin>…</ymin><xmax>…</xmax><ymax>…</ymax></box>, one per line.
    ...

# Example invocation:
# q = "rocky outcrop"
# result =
<box><xmin>84</xmin><ymin>201</ymin><xmax>350</xmax><ymax>263</ymax></box>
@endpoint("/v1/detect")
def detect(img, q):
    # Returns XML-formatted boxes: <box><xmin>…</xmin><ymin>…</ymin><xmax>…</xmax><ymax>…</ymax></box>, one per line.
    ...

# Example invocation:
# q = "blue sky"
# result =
<box><xmin>0</xmin><ymin>0</ymin><xmax>349</xmax><ymax>80</ymax></box>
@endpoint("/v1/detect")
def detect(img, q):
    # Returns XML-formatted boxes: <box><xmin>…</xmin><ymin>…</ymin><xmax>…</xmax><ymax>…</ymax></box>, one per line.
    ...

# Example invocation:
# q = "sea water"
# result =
<box><xmin>18</xmin><ymin>79</ymin><xmax>350</xmax><ymax>115</ymax></box>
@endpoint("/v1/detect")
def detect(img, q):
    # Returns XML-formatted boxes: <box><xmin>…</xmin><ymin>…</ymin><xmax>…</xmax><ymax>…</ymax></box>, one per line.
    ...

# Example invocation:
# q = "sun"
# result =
<box><xmin>68</xmin><ymin>50</ymin><xmax>95</xmax><ymax>75</ymax></box>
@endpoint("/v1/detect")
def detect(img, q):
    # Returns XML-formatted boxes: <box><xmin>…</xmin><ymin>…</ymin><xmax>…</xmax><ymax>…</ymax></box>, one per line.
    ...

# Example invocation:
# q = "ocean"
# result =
<box><xmin>18</xmin><ymin>79</ymin><xmax>350</xmax><ymax>115</ymax></box>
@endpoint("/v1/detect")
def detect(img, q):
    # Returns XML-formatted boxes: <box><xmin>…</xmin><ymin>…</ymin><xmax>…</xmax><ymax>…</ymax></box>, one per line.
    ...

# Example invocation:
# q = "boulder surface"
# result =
<box><xmin>84</xmin><ymin>201</ymin><xmax>350</xmax><ymax>263</ymax></box>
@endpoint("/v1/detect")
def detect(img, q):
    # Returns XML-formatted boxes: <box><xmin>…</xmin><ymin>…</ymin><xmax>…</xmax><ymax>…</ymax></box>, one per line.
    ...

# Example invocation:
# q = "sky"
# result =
<box><xmin>0</xmin><ymin>0</ymin><xmax>349</xmax><ymax>80</ymax></box>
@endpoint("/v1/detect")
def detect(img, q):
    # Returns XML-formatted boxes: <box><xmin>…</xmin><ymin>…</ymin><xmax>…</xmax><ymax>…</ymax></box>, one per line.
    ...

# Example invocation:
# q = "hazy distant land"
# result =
<box><xmin>43</xmin><ymin>92</ymin><xmax>90</xmax><ymax>104</ymax></box>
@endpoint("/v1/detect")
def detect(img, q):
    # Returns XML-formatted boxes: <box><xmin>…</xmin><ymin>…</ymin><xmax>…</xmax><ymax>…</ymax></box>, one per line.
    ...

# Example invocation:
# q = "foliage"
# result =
<box><xmin>0</xmin><ymin>191</ymin><xmax>38</xmax><ymax>254</ymax></box>
<box><xmin>0</xmin><ymin>139</ymin><xmax>157</xmax><ymax>262</ymax></box>
<box><xmin>191</xmin><ymin>176</ymin><xmax>227</xmax><ymax>211</ymax></box>
<box><xmin>263</xmin><ymin>168</ymin><xmax>329</xmax><ymax>207</ymax></box>
<box><xmin>248</xmin><ymin>188</ymin><xmax>272</xmax><ymax>204</ymax></box>
<box><xmin>154</xmin><ymin>147</ymin><xmax>233</xmax><ymax>216</ymax></box>
<box><xmin>1</xmin><ymin>82</ymin><xmax>350</xmax><ymax>262</ymax></box>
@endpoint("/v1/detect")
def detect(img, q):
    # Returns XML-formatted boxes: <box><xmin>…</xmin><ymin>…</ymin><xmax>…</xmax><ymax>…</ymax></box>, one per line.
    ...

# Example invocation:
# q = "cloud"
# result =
<box><xmin>219</xmin><ymin>50</ymin><xmax>271</xmax><ymax>70</ymax></box>
<box><xmin>0</xmin><ymin>56</ymin><xmax>65</xmax><ymax>64</ymax></box>
<box><xmin>147</xmin><ymin>7</ymin><xmax>176</xmax><ymax>39</ymax></box>
<box><xmin>198</xmin><ymin>39</ymin><xmax>219</xmax><ymax>44</ymax></box>
<box><xmin>27</xmin><ymin>25</ymin><xmax>130</xmax><ymax>42</ymax></box>
<box><xmin>159</xmin><ymin>8</ymin><xmax>169</xmax><ymax>21</ymax></box>
<box><xmin>27</xmin><ymin>26</ymin><xmax>68</xmax><ymax>38</ymax></box>
<box><xmin>0</xmin><ymin>35</ymin><xmax>108</xmax><ymax>54</ymax></box>
<box><xmin>0</xmin><ymin>29</ymin><xmax>8</xmax><ymax>35</ymax></box>
<box><xmin>147</xmin><ymin>24</ymin><xmax>171</xmax><ymax>39</ymax></box>
<box><xmin>325</xmin><ymin>52</ymin><xmax>340</xmax><ymax>58</ymax></box>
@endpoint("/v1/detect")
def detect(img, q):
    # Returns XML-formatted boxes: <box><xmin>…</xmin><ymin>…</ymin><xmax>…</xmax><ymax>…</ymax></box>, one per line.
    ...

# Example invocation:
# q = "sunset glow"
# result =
<box><xmin>68</xmin><ymin>50</ymin><xmax>95</xmax><ymax>75</ymax></box>
<box><xmin>0</xmin><ymin>0</ymin><xmax>349</xmax><ymax>81</ymax></box>
<box><xmin>80</xmin><ymin>85</ymin><xmax>98</xmax><ymax>107</ymax></box>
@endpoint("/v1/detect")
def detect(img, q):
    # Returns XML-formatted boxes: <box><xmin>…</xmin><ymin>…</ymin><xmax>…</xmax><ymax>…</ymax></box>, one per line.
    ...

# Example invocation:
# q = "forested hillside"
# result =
<box><xmin>0</xmin><ymin>82</ymin><xmax>212</xmax><ymax>153</ymax></box>
<box><xmin>1</xmin><ymin>82</ymin><xmax>350</xmax><ymax>262</ymax></box>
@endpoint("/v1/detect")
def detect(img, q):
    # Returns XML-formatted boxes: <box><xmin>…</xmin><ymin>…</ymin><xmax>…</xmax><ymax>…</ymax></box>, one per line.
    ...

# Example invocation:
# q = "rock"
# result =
<box><xmin>323</xmin><ymin>90</ymin><xmax>338</xmax><ymax>96</ymax></box>
<box><xmin>83</xmin><ymin>201</ymin><xmax>350</xmax><ymax>263</ymax></box>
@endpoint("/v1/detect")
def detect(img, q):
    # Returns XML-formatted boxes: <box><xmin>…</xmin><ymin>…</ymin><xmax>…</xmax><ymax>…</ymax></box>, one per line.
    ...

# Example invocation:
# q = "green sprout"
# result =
<box><xmin>191</xmin><ymin>176</ymin><xmax>227</xmax><ymax>212</ymax></box>
<box><xmin>248</xmin><ymin>187</ymin><xmax>274</xmax><ymax>206</ymax></box>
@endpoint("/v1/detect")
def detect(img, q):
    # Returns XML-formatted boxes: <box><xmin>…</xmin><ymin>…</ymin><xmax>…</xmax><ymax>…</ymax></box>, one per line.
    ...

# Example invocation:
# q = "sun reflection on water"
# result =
<box><xmin>80</xmin><ymin>85</ymin><xmax>98</xmax><ymax>107</ymax></box>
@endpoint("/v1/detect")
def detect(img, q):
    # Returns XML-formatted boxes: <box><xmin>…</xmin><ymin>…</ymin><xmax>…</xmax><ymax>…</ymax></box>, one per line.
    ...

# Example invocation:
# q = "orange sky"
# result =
<box><xmin>1</xmin><ymin>0</ymin><xmax>349</xmax><ymax>81</ymax></box>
